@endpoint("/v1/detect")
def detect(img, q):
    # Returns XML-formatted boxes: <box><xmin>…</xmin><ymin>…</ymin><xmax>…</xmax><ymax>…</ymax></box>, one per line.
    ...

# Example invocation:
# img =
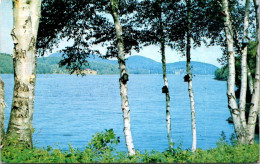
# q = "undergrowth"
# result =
<box><xmin>1</xmin><ymin>129</ymin><xmax>259</xmax><ymax>163</ymax></box>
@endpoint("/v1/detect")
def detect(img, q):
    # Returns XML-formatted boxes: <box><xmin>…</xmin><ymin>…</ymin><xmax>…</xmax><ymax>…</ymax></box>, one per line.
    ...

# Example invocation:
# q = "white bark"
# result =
<box><xmin>5</xmin><ymin>0</ymin><xmax>41</xmax><ymax>147</ymax></box>
<box><xmin>247</xmin><ymin>1</ymin><xmax>260</xmax><ymax>144</ymax></box>
<box><xmin>160</xmin><ymin>41</ymin><xmax>173</xmax><ymax>149</ymax></box>
<box><xmin>186</xmin><ymin>0</ymin><xmax>196</xmax><ymax>152</ymax></box>
<box><xmin>0</xmin><ymin>76</ymin><xmax>5</xmax><ymax>144</ymax></box>
<box><xmin>222</xmin><ymin>0</ymin><xmax>244</xmax><ymax>142</ymax></box>
<box><xmin>110</xmin><ymin>0</ymin><xmax>135</xmax><ymax>156</ymax></box>
<box><xmin>238</xmin><ymin>0</ymin><xmax>250</xmax><ymax>144</ymax></box>
<box><xmin>157</xmin><ymin>0</ymin><xmax>173</xmax><ymax>150</ymax></box>
<box><xmin>247</xmin><ymin>66</ymin><xmax>254</xmax><ymax>95</ymax></box>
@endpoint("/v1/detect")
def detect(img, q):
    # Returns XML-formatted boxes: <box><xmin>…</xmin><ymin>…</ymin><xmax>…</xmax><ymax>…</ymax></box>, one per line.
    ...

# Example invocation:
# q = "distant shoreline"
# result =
<box><xmin>1</xmin><ymin>73</ymin><xmax>216</xmax><ymax>76</ymax></box>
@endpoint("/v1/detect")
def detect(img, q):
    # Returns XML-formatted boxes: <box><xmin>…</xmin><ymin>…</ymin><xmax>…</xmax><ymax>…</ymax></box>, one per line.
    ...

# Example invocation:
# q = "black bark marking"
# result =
<box><xmin>162</xmin><ymin>85</ymin><xmax>168</xmax><ymax>94</ymax></box>
<box><xmin>120</xmin><ymin>73</ymin><xmax>128</xmax><ymax>84</ymax></box>
<box><xmin>14</xmin><ymin>49</ymin><xmax>27</xmax><ymax>59</ymax></box>
<box><xmin>184</xmin><ymin>74</ymin><xmax>190</xmax><ymax>82</ymax></box>
<box><xmin>23</xmin><ymin>16</ymin><xmax>32</xmax><ymax>29</ymax></box>
<box><xmin>12</xmin><ymin>98</ymin><xmax>29</xmax><ymax>118</ymax></box>
<box><xmin>28</xmin><ymin>36</ymin><xmax>36</xmax><ymax>51</ymax></box>
<box><xmin>14</xmin><ymin>81</ymin><xmax>29</xmax><ymax>93</ymax></box>
<box><xmin>26</xmin><ymin>0</ymin><xmax>31</xmax><ymax>4</ymax></box>
<box><xmin>11</xmin><ymin>29</ymin><xmax>19</xmax><ymax>47</ymax></box>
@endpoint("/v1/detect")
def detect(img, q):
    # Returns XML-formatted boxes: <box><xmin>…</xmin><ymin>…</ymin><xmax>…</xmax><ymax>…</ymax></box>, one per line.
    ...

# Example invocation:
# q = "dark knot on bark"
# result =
<box><xmin>162</xmin><ymin>85</ymin><xmax>168</xmax><ymax>94</ymax></box>
<box><xmin>184</xmin><ymin>74</ymin><xmax>190</xmax><ymax>82</ymax></box>
<box><xmin>120</xmin><ymin>73</ymin><xmax>128</xmax><ymax>84</ymax></box>
<box><xmin>242</xmin><ymin>38</ymin><xmax>249</xmax><ymax>49</ymax></box>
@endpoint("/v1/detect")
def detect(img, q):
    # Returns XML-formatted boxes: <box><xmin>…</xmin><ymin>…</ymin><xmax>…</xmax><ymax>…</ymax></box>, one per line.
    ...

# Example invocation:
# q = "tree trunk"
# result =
<box><xmin>222</xmin><ymin>0</ymin><xmax>244</xmax><ymax>143</ymax></box>
<box><xmin>238</xmin><ymin>0</ymin><xmax>250</xmax><ymax>144</ymax></box>
<box><xmin>247</xmin><ymin>2</ymin><xmax>260</xmax><ymax>144</ymax></box>
<box><xmin>0</xmin><ymin>76</ymin><xmax>5</xmax><ymax>144</ymax></box>
<box><xmin>247</xmin><ymin>66</ymin><xmax>254</xmax><ymax>95</ymax></box>
<box><xmin>160</xmin><ymin>40</ymin><xmax>173</xmax><ymax>149</ymax></box>
<box><xmin>186</xmin><ymin>0</ymin><xmax>196</xmax><ymax>152</ymax></box>
<box><xmin>110</xmin><ymin>0</ymin><xmax>135</xmax><ymax>156</ymax></box>
<box><xmin>157</xmin><ymin>0</ymin><xmax>173</xmax><ymax>150</ymax></box>
<box><xmin>5</xmin><ymin>0</ymin><xmax>41</xmax><ymax>148</ymax></box>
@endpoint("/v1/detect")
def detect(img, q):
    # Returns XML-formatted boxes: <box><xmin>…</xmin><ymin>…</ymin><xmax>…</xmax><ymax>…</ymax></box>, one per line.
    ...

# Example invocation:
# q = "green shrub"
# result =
<box><xmin>1</xmin><ymin>129</ymin><xmax>259</xmax><ymax>163</ymax></box>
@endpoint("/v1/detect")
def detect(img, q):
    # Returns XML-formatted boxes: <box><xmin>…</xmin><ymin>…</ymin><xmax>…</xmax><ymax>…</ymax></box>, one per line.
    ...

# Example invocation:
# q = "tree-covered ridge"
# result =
<box><xmin>0</xmin><ymin>53</ymin><xmax>218</xmax><ymax>75</ymax></box>
<box><xmin>0</xmin><ymin>53</ymin><xmax>119</xmax><ymax>74</ymax></box>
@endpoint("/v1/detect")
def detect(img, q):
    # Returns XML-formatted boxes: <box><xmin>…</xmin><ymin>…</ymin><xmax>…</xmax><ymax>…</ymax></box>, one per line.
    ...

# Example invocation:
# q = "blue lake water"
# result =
<box><xmin>2</xmin><ymin>74</ymin><xmax>235</xmax><ymax>152</ymax></box>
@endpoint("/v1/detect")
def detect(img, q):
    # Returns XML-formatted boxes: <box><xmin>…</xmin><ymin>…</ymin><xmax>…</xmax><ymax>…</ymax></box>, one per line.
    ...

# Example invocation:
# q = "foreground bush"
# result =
<box><xmin>1</xmin><ymin>129</ymin><xmax>259</xmax><ymax>163</ymax></box>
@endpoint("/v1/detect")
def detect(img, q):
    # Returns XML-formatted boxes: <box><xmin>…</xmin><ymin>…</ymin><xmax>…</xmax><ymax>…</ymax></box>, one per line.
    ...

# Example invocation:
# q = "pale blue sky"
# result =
<box><xmin>0</xmin><ymin>0</ymin><xmax>223</xmax><ymax>67</ymax></box>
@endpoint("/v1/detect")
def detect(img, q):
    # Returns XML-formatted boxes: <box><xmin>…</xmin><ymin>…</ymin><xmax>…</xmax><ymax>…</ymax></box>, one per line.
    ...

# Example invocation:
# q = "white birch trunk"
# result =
<box><xmin>247</xmin><ymin>66</ymin><xmax>254</xmax><ymax>95</ymax></box>
<box><xmin>5</xmin><ymin>0</ymin><xmax>41</xmax><ymax>147</ymax></box>
<box><xmin>157</xmin><ymin>0</ymin><xmax>173</xmax><ymax>150</ymax></box>
<box><xmin>110</xmin><ymin>0</ymin><xmax>135</xmax><ymax>156</ymax></box>
<box><xmin>0</xmin><ymin>76</ymin><xmax>5</xmax><ymax>144</ymax></box>
<box><xmin>238</xmin><ymin>0</ymin><xmax>250</xmax><ymax>144</ymax></box>
<box><xmin>186</xmin><ymin>0</ymin><xmax>196</xmax><ymax>152</ymax></box>
<box><xmin>246</xmin><ymin>1</ymin><xmax>260</xmax><ymax>143</ymax></box>
<box><xmin>160</xmin><ymin>41</ymin><xmax>173</xmax><ymax>149</ymax></box>
<box><xmin>222</xmin><ymin>0</ymin><xmax>244</xmax><ymax>142</ymax></box>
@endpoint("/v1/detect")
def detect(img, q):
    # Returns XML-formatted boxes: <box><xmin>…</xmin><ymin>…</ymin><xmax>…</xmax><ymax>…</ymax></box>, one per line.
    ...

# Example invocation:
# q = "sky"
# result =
<box><xmin>0</xmin><ymin>0</ymin><xmax>223</xmax><ymax>67</ymax></box>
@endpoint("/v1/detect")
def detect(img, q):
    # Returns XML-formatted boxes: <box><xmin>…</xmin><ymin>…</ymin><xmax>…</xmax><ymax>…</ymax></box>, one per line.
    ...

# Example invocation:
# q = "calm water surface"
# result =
<box><xmin>2</xmin><ymin>74</ymin><xmax>234</xmax><ymax>152</ymax></box>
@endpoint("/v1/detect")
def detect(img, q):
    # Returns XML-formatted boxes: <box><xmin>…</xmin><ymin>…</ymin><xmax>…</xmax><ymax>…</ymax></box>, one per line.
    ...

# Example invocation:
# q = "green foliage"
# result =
<box><xmin>214</xmin><ymin>41</ymin><xmax>257</xmax><ymax>82</ymax></box>
<box><xmin>0</xmin><ymin>54</ymin><xmax>68</xmax><ymax>74</ymax></box>
<box><xmin>214</xmin><ymin>65</ymin><xmax>228</xmax><ymax>81</ymax></box>
<box><xmin>0</xmin><ymin>53</ymin><xmax>14</xmax><ymax>74</ymax></box>
<box><xmin>1</xmin><ymin>129</ymin><xmax>259</xmax><ymax>163</ymax></box>
<box><xmin>234</xmin><ymin>41</ymin><xmax>257</xmax><ymax>88</ymax></box>
<box><xmin>88</xmin><ymin>129</ymin><xmax>119</xmax><ymax>155</ymax></box>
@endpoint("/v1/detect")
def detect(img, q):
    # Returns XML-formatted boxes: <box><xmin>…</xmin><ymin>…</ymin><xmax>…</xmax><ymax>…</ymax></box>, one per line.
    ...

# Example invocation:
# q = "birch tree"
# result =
<box><xmin>0</xmin><ymin>76</ymin><xmax>5</xmax><ymax>144</ymax></box>
<box><xmin>180</xmin><ymin>0</ymin><xmax>223</xmax><ymax>152</ymax></box>
<box><xmin>5</xmin><ymin>0</ymin><xmax>41</xmax><ymax>147</ymax></box>
<box><xmin>174</xmin><ymin>0</ymin><xmax>224</xmax><ymax>150</ymax></box>
<box><xmin>186</xmin><ymin>0</ymin><xmax>196</xmax><ymax>152</ymax></box>
<box><xmin>110</xmin><ymin>0</ymin><xmax>135</xmax><ymax>156</ymax></box>
<box><xmin>156</xmin><ymin>0</ymin><xmax>173</xmax><ymax>149</ymax></box>
<box><xmin>220</xmin><ymin>0</ymin><xmax>259</xmax><ymax>144</ymax></box>
<box><xmin>238</xmin><ymin>0</ymin><xmax>250</xmax><ymax>144</ymax></box>
<box><xmin>221</xmin><ymin>0</ymin><xmax>245</xmax><ymax>143</ymax></box>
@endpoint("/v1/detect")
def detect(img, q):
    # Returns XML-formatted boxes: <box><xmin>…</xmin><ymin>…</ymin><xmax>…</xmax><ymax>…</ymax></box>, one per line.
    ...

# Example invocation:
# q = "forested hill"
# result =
<box><xmin>1</xmin><ymin>53</ymin><xmax>218</xmax><ymax>75</ymax></box>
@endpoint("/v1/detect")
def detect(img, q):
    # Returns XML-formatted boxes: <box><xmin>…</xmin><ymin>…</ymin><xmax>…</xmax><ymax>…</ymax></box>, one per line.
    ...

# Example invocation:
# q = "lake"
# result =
<box><xmin>2</xmin><ymin>74</ymin><xmax>235</xmax><ymax>152</ymax></box>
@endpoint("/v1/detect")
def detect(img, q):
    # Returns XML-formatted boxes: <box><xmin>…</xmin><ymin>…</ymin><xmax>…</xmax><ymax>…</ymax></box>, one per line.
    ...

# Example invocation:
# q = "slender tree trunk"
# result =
<box><xmin>5</xmin><ymin>0</ymin><xmax>41</xmax><ymax>148</ymax></box>
<box><xmin>247</xmin><ymin>66</ymin><xmax>254</xmax><ymax>95</ymax></box>
<box><xmin>157</xmin><ymin>0</ymin><xmax>173</xmax><ymax>150</ymax></box>
<box><xmin>186</xmin><ymin>0</ymin><xmax>196</xmax><ymax>152</ymax></box>
<box><xmin>0</xmin><ymin>76</ymin><xmax>5</xmax><ymax>144</ymax></box>
<box><xmin>238</xmin><ymin>0</ymin><xmax>250</xmax><ymax>144</ymax></box>
<box><xmin>222</xmin><ymin>0</ymin><xmax>244</xmax><ymax>143</ymax></box>
<box><xmin>247</xmin><ymin>2</ymin><xmax>260</xmax><ymax>144</ymax></box>
<box><xmin>110</xmin><ymin>0</ymin><xmax>135</xmax><ymax>156</ymax></box>
<box><xmin>160</xmin><ymin>40</ymin><xmax>173</xmax><ymax>149</ymax></box>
